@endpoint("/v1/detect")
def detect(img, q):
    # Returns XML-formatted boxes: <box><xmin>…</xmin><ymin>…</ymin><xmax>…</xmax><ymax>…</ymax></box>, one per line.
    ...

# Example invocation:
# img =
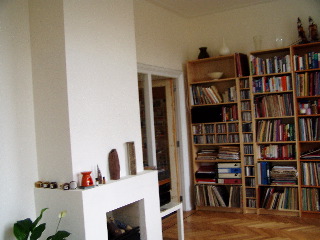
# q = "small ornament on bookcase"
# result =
<box><xmin>198</xmin><ymin>47</ymin><xmax>210</xmax><ymax>59</ymax></box>
<box><xmin>219</xmin><ymin>37</ymin><xmax>230</xmax><ymax>56</ymax></box>
<box><xmin>309</xmin><ymin>16</ymin><xmax>319</xmax><ymax>42</ymax></box>
<box><xmin>297</xmin><ymin>17</ymin><xmax>309</xmax><ymax>44</ymax></box>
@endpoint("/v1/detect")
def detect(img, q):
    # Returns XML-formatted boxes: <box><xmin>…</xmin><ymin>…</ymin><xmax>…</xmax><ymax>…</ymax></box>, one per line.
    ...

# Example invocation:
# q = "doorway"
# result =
<box><xmin>137</xmin><ymin>63</ymin><xmax>192</xmax><ymax>211</ymax></box>
<box><xmin>139</xmin><ymin>76</ymin><xmax>180</xmax><ymax>203</ymax></box>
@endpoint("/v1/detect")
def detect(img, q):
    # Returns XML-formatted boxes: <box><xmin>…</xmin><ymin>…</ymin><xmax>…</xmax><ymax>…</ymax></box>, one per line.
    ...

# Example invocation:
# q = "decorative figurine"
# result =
<box><xmin>97</xmin><ymin>164</ymin><xmax>103</xmax><ymax>184</ymax></box>
<box><xmin>309</xmin><ymin>16</ymin><xmax>319</xmax><ymax>42</ymax></box>
<box><xmin>80</xmin><ymin>171</ymin><xmax>94</xmax><ymax>187</ymax></box>
<box><xmin>109</xmin><ymin>149</ymin><xmax>120</xmax><ymax>180</ymax></box>
<box><xmin>297</xmin><ymin>17</ymin><xmax>309</xmax><ymax>44</ymax></box>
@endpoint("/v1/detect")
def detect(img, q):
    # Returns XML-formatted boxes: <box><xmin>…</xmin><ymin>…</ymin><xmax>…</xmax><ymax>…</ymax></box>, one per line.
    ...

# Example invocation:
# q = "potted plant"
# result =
<box><xmin>13</xmin><ymin>208</ymin><xmax>71</xmax><ymax>240</ymax></box>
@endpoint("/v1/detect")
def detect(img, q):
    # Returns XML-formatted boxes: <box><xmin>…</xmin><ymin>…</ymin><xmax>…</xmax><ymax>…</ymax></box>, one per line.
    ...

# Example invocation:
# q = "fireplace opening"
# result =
<box><xmin>106</xmin><ymin>200</ymin><xmax>142</xmax><ymax>240</ymax></box>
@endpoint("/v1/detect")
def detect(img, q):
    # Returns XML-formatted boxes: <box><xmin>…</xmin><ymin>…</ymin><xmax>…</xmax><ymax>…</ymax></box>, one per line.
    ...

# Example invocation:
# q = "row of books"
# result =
<box><xmin>258</xmin><ymin>144</ymin><xmax>295</xmax><ymax>160</ymax></box>
<box><xmin>193</xmin><ymin>134</ymin><xmax>240</xmax><ymax>144</ymax></box>
<box><xmin>254</xmin><ymin>93</ymin><xmax>294</xmax><ymax>118</ymax></box>
<box><xmin>252</xmin><ymin>75</ymin><xmax>292</xmax><ymax>93</ymax></box>
<box><xmin>192</xmin><ymin>123</ymin><xmax>239</xmax><ymax>135</ymax></box>
<box><xmin>245</xmin><ymin>166</ymin><xmax>254</xmax><ymax>176</ymax></box>
<box><xmin>243</xmin><ymin>133</ymin><xmax>253</xmax><ymax>143</ymax></box>
<box><xmin>301</xmin><ymin>188</ymin><xmax>320</xmax><ymax>211</ymax></box>
<box><xmin>256</xmin><ymin>120</ymin><xmax>295</xmax><ymax>142</ymax></box>
<box><xmin>250</xmin><ymin>55</ymin><xmax>291</xmax><ymax>75</ymax></box>
<box><xmin>247</xmin><ymin>199</ymin><xmax>257</xmax><ymax>208</ymax></box>
<box><xmin>293</xmin><ymin>52</ymin><xmax>320</xmax><ymax>71</ymax></box>
<box><xmin>241</xmin><ymin>101</ymin><xmax>251</xmax><ymax>110</ymax></box>
<box><xmin>295</xmin><ymin>71</ymin><xmax>320</xmax><ymax>97</ymax></box>
<box><xmin>298</xmin><ymin>117</ymin><xmax>320</xmax><ymax>141</ymax></box>
<box><xmin>244</xmin><ymin>144</ymin><xmax>253</xmax><ymax>154</ymax></box>
<box><xmin>190</xmin><ymin>85</ymin><xmax>237</xmax><ymax>105</ymax></box>
<box><xmin>260</xmin><ymin>187</ymin><xmax>298</xmax><ymax>210</ymax></box>
<box><xmin>246</xmin><ymin>188</ymin><xmax>256</xmax><ymax>197</ymax></box>
<box><xmin>245</xmin><ymin>178</ymin><xmax>255</xmax><ymax>187</ymax></box>
<box><xmin>222</xmin><ymin>105</ymin><xmax>238</xmax><ymax>121</ymax></box>
<box><xmin>301</xmin><ymin>162</ymin><xmax>320</xmax><ymax>186</ymax></box>
<box><xmin>257</xmin><ymin>162</ymin><xmax>297</xmax><ymax>185</ymax></box>
<box><xmin>242</xmin><ymin>123</ymin><xmax>252</xmax><ymax>132</ymax></box>
<box><xmin>240</xmin><ymin>78</ymin><xmax>250</xmax><ymax>88</ymax></box>
<box><xmin>195</xmin><ymin>184</ymin><xmax>242</xmax><ymax>208</ymax></box>
<box><xmin>244</xmin><ymin>156</ymin><xmax>254</xmax><ymax>165</ymax></box>
<box><xmin>242</xmin><ymin>112</ymin><xmax>252</xmax><ymax>121</ymax></box>
<box><xmin>240</xmin><ymin>89</ymin><xmax>250</xmax><ymax>100</ymax></box>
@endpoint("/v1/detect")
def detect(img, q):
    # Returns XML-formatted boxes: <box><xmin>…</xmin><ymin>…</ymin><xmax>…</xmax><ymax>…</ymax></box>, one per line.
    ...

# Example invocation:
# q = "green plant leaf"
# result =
<box><xmin>13</xmin><ymin>218</ymin><xmax>32</xmax><ymax>240</ymax></box>
<box><xmin>31</xmin><ymin>208</ymin><xmax>48</xmax><ymax>231</ymax></box>
<box><xmin>47</xmin><ymin>230</ymin><xmax>71</xmax><ymax>240</ymax></box>
<box><xmin>30</xmin><ymin>223</ymin><xmax>46</xmax><ymax>240</ymax></box>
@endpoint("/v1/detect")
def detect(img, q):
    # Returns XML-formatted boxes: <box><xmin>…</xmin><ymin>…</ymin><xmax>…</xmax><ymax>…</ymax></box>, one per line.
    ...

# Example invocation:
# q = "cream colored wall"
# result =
<box><xmin>0</xmin><ymin>0</ymin><xmax>38</xmax><ymax>239</ymax></box>
<box><xmin>29</xmin><ymin>0</ymin><xmax>73</xmax><ymax>182</ymax></box>
<box><xmin>134</xmin><ymin>0</ymin><xmax>189</xmax><ymax>71</ymax></box>
<box><xmin>187</xmin><ymin>0</ymin><xmax>320</xmax><ymax>60</ymax></box>
<box><xmin>63</xmin><ymin>0</ymin><xmax>144</xmax><ymax>180</ymax></box>
<box><xmin>135</xmin><ymin>0</ymin><xmax>320</xmax><ymax>67</ymax></box>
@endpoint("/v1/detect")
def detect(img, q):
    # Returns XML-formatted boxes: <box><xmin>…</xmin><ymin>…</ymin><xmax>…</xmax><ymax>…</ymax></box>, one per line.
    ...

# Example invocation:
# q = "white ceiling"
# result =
<box><xmin>145</xmin><ymin>0</ymin><xmax>277</xmax><ymax>18</ymax></box>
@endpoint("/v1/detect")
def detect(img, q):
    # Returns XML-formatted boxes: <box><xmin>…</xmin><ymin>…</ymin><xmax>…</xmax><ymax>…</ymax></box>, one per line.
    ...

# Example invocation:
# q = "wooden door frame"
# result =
<box><xmin>137</xmin><ymin>63</ymin><xmax>192</xmax><ymax>210</ymax></box>
<box><xmin>152</xmin><ymin>79</ymin><xmax>179</xmax><ymax>201</ymax></box>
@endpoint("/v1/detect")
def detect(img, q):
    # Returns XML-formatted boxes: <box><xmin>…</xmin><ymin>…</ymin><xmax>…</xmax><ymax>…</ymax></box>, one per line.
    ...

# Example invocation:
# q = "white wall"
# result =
<box><xmin>0</xmin><ymin>0</ymin><xmax>38</xmax><ymax>239</ymax></box>
<box><xmin>29</xmin><ymin>0</ymin><xmax>73</xmax><ymax>183</ymax></box>
<box><xmin>63</xmin><ymin>0</ymin><xmax>143</xmax><ymax>181</ymax></box>
<box><xmin>134</xmin><ymin>0</ymin><xmax>189</xmax><ymax>71</ymax></box>
<box><xmin>186</xmin><ymin>0</ymin><xmax>320</xmax><ymax>59</ymax></box>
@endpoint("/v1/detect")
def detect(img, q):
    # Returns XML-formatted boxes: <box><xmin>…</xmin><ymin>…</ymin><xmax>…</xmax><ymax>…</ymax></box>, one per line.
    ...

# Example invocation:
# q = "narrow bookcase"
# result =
<box><xmin>239</xmin><ymin>77</ymin><xmax>257</xmax><ymax>213</ymax></box>
<box><xmin>250</xmin><ymin>47</ymin><xmax>300</xmax><ymax>217</ymax></box>
<box><xmin>187</xmin><ymin>53</ymin><xmax>249</xmax><ymax>213</ymax></box>
<box><xmin>292</xmin><ymin>42</ymin><xmax>320</xmax><ymax>217</ymax></box>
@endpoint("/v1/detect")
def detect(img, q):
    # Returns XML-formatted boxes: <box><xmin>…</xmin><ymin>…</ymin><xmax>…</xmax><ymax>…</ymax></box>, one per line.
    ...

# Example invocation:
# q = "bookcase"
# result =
<box><xmin>187</xmin><ymin>42</ymin><xmax>320</xmax><ymax>217</ymax></box>
<box><xmin>292</xmin><ymin>42</ymin><xmax>320</xmax><ymax>217</ymax></box>
<box><xmin>187</xmin><ymin>54</ymin><xmax>249</xmax><ymax>213</ymax></box>
<box><xmin>250</xmin><ymin>47</ymin><xmax>300</xmax><ymax>216</ymax></box>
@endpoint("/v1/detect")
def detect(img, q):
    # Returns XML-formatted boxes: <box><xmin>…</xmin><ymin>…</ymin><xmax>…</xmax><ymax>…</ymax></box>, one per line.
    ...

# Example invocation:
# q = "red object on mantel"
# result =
<box><xmin>81</xmin><ymin>171</ymin><xmax>94</xmax><ymax>187</ymax></box>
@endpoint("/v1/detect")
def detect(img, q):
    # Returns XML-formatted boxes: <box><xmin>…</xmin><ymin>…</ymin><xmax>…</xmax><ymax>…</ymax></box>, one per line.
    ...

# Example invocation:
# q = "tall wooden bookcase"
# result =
<box><xmin>187</xmin><ymin>53</ymin><xmax>250</xmax><ymax>213</ymax></box>
<box><xmin>187</xmin><ymin>42</ymin><xmax>320</xmax><ymax>217</ymax></box>
<box><xmin>292</xmin><ymin>42</ymin><xmax>320</xmax><ymax>217</ymax></box>
<box><xmin>250</xmin><ymin>47</ymin><xmax>299</xmax><ymax>216</ymax></box>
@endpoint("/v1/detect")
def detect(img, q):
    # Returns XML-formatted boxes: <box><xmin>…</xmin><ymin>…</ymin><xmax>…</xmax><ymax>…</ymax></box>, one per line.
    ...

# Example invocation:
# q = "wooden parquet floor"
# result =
<box><xmin>162</xmin><ymin>210</ymin><xmax>320</xmax><ymax>240</ymax></box>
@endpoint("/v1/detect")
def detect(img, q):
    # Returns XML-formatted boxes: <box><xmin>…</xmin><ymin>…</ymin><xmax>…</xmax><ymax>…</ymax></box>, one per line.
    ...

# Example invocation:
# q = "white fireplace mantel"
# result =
<box><xmin>35</xmin><ymin>170</ymin><xmax>162</xmax><ymax>240</ymax></box>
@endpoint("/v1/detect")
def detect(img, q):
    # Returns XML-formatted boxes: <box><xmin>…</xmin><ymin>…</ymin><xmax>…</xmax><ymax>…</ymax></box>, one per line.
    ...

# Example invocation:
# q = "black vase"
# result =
<box><xmin>198</xmin><ymin>47</ymin><xmax>210</xmax><ymax>59</ymax></box>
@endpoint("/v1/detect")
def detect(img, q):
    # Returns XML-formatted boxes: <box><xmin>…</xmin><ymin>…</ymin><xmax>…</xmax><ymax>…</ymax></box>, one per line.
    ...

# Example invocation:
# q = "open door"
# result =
<box><xmin>139</xmin><ymin>76</ymin><xmax>180</xmax><ymax>204</ymax></box>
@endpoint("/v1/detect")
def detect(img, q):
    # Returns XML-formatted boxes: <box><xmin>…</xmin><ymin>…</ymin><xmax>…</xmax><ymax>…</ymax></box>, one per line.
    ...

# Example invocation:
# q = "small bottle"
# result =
<box><xmin>95</xmin><ymin>178</ymin><xmax>99</xmax><ymax>186</ymax></box>
<box><xmin>103</xmin><ymin>177</ymin><xmax>106</xmax><ymax>184</ymax></box>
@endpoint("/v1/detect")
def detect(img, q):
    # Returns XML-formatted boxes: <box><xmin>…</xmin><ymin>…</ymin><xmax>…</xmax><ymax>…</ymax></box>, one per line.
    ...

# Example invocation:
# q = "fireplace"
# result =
<box><xmin>34</xmin><ymin>171</ymin><xmax>163</xmax><ymax>240</ymax></box>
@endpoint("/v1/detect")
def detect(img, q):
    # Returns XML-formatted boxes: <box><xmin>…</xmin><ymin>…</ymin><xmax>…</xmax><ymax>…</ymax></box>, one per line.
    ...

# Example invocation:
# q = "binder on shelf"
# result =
<box><xmin>218</xmin><ymin>168</ymin><xmax>241</xmax><ymax>173</ymax></box>
<box><xmin>218</xmin><ymin>173</ymin><xmax>241</xmax><ymax>179</ymax></box>
<box><xmin>217</xmin><ymin>163</ymin><xmax>241</xmax><ymax>168</ymax></box>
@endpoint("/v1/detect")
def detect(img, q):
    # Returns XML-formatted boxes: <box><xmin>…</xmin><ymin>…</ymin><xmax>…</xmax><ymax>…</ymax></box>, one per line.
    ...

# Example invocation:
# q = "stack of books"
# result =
<box><xmin>196</xmin><ymin>149</ymin><xmax>218</xmax><ymax>161</ymax></box>
<box><xmin>270</xmin><ymin>166</ymin><xmax>297</xmax><ymax>185</ymax></box>
<box><xmin>218</xmin><ymin>146</ymin><xmax>240</xmax><ymax>160</ymax></box>
<box><xmin>217</xmin><ymin>163</ymin><xmax>241</xmax><ymax>184</ymax></box>
<box><xmin>195</xmin><ymin>165</ymin><xmax>217</xmax><ymax>183</ymax></box>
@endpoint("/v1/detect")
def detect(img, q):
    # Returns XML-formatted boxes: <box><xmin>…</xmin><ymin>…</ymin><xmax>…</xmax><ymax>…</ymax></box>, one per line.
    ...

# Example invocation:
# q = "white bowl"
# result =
<box><xmin>208</xmin><ymin>72</ymin><xmax>223</xmax><ymax>79</ymax></box>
